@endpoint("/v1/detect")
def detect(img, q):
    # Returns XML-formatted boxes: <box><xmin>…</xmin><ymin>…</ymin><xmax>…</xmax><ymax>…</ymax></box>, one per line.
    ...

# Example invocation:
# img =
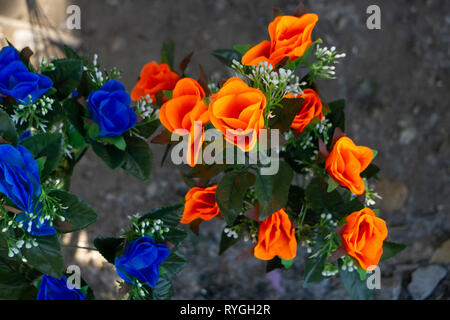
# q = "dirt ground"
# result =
<box><xmin>0</xmin><ymin>0</ymin><xmax>448</xmax><ymax>300</ymax></box>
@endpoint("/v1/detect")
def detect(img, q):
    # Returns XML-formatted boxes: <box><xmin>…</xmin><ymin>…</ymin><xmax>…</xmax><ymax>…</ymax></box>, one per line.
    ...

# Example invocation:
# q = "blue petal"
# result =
<box><xmin>37</xmin><ymin>275</ymin><xmax>86</xmax><ymax>300</ymax></box>
<box><xmin>101</xmin><ymin>79</ymin><xmax>126</xmax><ymax>93</ymax></box>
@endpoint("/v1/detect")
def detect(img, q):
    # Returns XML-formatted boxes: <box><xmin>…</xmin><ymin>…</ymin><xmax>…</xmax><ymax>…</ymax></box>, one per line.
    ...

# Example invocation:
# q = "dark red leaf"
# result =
<box><xmin>179</xmin><ymin>51</ymin><xmax>194</xmax><ymax>75</ymax></box>
<box><xmin>197</xmin><ymin>64</ymin><xmax>210</xmax><ymax>96</ymax></box>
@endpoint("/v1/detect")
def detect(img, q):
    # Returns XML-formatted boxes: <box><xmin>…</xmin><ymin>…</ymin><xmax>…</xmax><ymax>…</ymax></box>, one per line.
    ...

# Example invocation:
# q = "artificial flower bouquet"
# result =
<box><xmin>0</xmin><ymin>6</ymin><xmax>405</xmax><ymax>300</ymax></box>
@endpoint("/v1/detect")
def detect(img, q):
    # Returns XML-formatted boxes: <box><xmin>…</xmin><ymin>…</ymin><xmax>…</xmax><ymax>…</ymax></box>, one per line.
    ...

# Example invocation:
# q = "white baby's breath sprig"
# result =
<box><xmin>12</xmin><ymin>95</ymin><xmax>54</xmax><ymax>132</ymax></box>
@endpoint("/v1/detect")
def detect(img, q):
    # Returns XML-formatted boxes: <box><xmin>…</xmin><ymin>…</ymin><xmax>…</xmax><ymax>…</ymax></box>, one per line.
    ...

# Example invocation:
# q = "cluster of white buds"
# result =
<box><xmin>312</xmin><ymin>45</ymin><xmax>346</xmax><ymax>79</ymax></box>
<box><xmin>130</xmin><ymin>214</ymin><xmax>169</xmax><ymax>238</ymax></box>
<box><xmin>231</xmin><ymin>59</ymin><xmax>246</xmax><ymax>74</ymax></box>
<box><xmin>7</xmin><ymin>237</ymin><xmax>38</xmax><ymax>258</ymax></box>
<box><xmin>136</xmin><ymin>95</ymin><xmax>154</xmax><ymax>120</ymax></box>
<box><xmin>300</xmin><ymin>135</ymin><xmax>314</xmax><ymax>150</ymax></box>
<box><xmin>244</xmin><ymin>232</ymin><xmax>257</xmax><ymax>244</ymax></box>
<box><xmin>86</xmin><ymin>54</ymin><xmax>105</xmax><ymax>86</ymax></box>
<box><xmin>303</xmin><ymin>239</ymin><xmax>314</xmax><ymax>254</ymax></box>
<box><xmin>1</xmin><ymin>208</ymin><xmax>40</xmax><ymax>257</ymax></box>
<box><xmin>286</xmin><ymin>77</ymin><xmax>306</xmax><ymax>96</ymax></box>
<box><xmin>366</xmin><ymin>191</ymin><xmax>382</xmax><ymax>207</ymax></box>
<box><xmin>315</xmin><ymin>45</ymin><xmax>346</xmax><ymax>60</ymax></box>
<box><xmin>314</xmin><ymin>119</ymin><xmax>333</xmax><ymax>144</ymax></box>
<box><xmin>340</xmin><ymin>256</ymin><xmax>356</xmax><ymax>272</ymax></box>
<box><xmin>40</xmin><ymin>57</ymin><xmax>55</xmax><ymax>72</ymax></box>
<box><xmin>207</xmin><ymin>82</ymin><xmax>220</xmax><ymax>95</ymax></box>
<box><xmin>249</xmin><ymin>62</ymin><xmax>296</xmax><ymax>89</ymax></box>
<box><xmin>12</xmin><ymin>95</ymin><xmax>55</xmax><ymax>132</ymax></box>
<box><xmin>224</xmin><ymin>227</ymin><xmax>239</xmax><ymax>239</ymax></box>
<box><xmin>134</xmin><ymin>279</ymin><xmax>149</xmax><ymax>298</ymax></box>
<box><xmin>322</xmin><ymin>263</ymin><xmax>339</xmax><ymax>277</ymax></box>
<box><xmin>320</xmin><ymin>213</ymin><xmax>338</xmax><ymax>227</ymax></box>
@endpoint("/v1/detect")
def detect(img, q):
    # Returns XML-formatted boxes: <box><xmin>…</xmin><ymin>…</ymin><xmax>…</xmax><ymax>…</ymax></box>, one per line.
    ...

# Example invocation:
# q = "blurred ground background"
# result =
<box><xmin>0</xmin><ymin>0</ymin><xmax>448</xmax><ymax>300</ymax></box>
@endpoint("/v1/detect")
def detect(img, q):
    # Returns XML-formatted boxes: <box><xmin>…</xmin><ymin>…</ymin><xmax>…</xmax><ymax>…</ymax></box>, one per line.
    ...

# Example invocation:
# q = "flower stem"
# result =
<box><xmin>61</xmin><ymin>244</ymin><xmax>98</xmax><ymax>251</ymax></box>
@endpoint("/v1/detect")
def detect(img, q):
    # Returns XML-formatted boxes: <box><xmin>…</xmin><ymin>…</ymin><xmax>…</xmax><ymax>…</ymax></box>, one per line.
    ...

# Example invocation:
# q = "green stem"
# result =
<box><xmin>61</xmin><ymin>244</ymin><xmax>98</xmax><ymax>251</ymax></box>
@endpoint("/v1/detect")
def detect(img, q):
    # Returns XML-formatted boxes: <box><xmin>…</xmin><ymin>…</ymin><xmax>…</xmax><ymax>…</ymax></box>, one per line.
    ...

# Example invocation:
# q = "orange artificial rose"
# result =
<box><xmin>241</xmin><ymin>40</ymin><xmax>278</xmax><ymax>67</ymax></box>
<box><xmin>341</xmin><ymin>208</ymin><xmax>388</xmax><ymax>270</ymax></box>
<box><xmin>159</xmin><ymin>78</ymin><xmax>209</xmax><ymax>167</ymax></box>
<box><xmin>269</xmin><ymin>14</ymin><xmax>319</xmax><ymax>63</ymax></box>
<box><xmin>325</xmin><ymin>137</ymin><xmax>374</xmax><ymax>195</ymax></box>
<box><xmin>286</xmin><ymin>88</ymin><xmax>323</xmax><ymax>133</ymax></box>
<box><xmin>254</xmin><ymin>209</ymin><xmax>297</xmax><ymax>261</ymax></box>
<box><xmin>242</xmin><ymin>14</ymin><xmax>319</xmax><ymax>67</ymax></box>
<box><xmin>131</xmin><ymin>61</ymin><xmax>180</xmax><ymax>101</ymax></box>
<box><xmin>180</xmin><ymin>185</ymin><xmax>220</xmax><ymax>224</ymax></box>
<box><xmin>209</xmin><ymin>77</ymin><xmax>266</xmax><ymax>152</ymax></box>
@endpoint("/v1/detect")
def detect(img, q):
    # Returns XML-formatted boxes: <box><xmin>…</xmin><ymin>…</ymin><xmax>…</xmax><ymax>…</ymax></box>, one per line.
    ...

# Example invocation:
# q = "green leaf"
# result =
<box><xmin>162</xmin><ymin>90</ymin><xmax>173</xmax><ymax>100</ymax></box>
<box><xmin>63</xmin><ymin>45</ymin><xmax>81</xmax><ymax>60</ymax></box>
<box><xmin>133</xmin><ymin>120</ymin><xmax>160</xmax><ymax>139</ymax></box>
<box><xmin>233</xmin><ymin>44</ymin><xmax>252</xmax><ymax>55</ymax></box>
<box><xmin>380</xmin><ymin>241</ymin><xmax>406</xmax><ymax>262</ymax></box>
<box><xmin>216</xmin><ymin>171</ymin><xmax>256</xmax><ymax>225</ymax></box>
<box><xmin>281</xmin><ymin>258</ymin><xmax>293</xmax><ymax>269</ymax></box>
<box><xmin>93</xmin><ymin>237</ymin><xmax>125</xmax><ymax>264</ymax></box>
<box><xmin>255</xmin><ymin>161</ymin><xmax>293</xmax><ymax>220</ymax></box>
<box><xmin>0</xmin><ymin>109</ymin><xmax>18</xmax><ymax>145</ymax></box>
<box><xmin>287</xmin><ymin>185</ymin><xmax>305</xmax><ymax>215</ymax></box>
<box><xmin>161</xmin><ymin>41</ymin><xmax>175</xmax><ymax>69</ymax></box>
<box><xmin>140</xmin><ymin>205</ymin><xmax>183</xmax><ymax>227</ymax></box>
<box><xmin>361</xmin><ymin>163</ymin><xmax>380</xmax><ymax>180</ymax></box>
<box><xmin>0</xmin><ymin>257</ymin><xmax>38</xmax><ymax>299</ymax></box>
<box><xmin>372</xmin><ymin>149</ymin><xmax>378</xmax><ymax>160</ymax></box>
<box><xmin>63</xmin><ymin>98</ymin><xmax>87</xmax><ymax>135</ymax></box>
<box><xmin>357</xmin><ymin>267</ymin><xmax>367</xmax><ymax>281</ymax></box>
<box><xmin>218</xmin><ymin>225</ymin><xmax>242</xmax><ymax>256</ymax></box>
<box><xmin>269</xmin><ymin>98</ymin><xmax>303</xmax><ymax>133</ymax></box>
<box><xmin>122</xmin><ymin>136</ymin><xmax>153</xmax><ymax>181</ymax></box>
<box><xmin>91</xmin><ymin>140</ymin><xmax>127</xmax><ymax>170</ymax></box>
<box><xmin>303</xmin><ymin>240</ymin><xmax>328</xmax><ymax>287</ymax></box>
<box><xmin>20</xmin><ymin>133</ymin><xmax>64</xmax><ymax>179</ymax></box>
<box><xmin>340</xmin><ymin>268</ymin><xmax>374</xmax><ymax>300</ymax></box>
<box><xmin>163</xmin><ymin>227</ymin><xmax>187</xmax><ymax>247</ymax></box>
<box><xmin>151</xmin><ymin>276</ymin><xmax>173</xmax><ymax>300</ymax></box>
<box><xmin>50</xmin><ymin>190</ymin><xmax>98</xmax><ymax>233</ymax></box>
<box><xmin>23</xmin><ymin>235</ymin><xmax>63</xmax><ymax>279</ymax></box>
<box><xmin>98</xmin><ymin>136</ymin><xmax>126</xmax><ymax>151</ymax></box>
<box><xmin>326</xmin><ymin>99</ymin><xmax>346</xmax><ymax>132</ymax></box>
<box><xmin>212</xmin><ymin>49</ymin><xmax>242</xmax><ymax>67</ymax></box>
<box><xmin>43</xmin><ymin>59</ymin><xmax>84</xmax><ymax>99</ymax></box>
<box><xmin>36</xmin><ymin>157</ymin><xmax>46</xmax><ymax>177</ymax></box>
<box><xmin>306</xmin><ymin>177</ymin><xmax>364</xmax><ymax>219</ymax></box>
<box><xmin>160</xmin><ymin>251</ymin><xmax>186</xmax><ymax>278</ymax></box>
<box><xmin>87</xmin><ymin>123</ymin><xmax>99</xmax><ymax>140</ymax></box>
<box><xmin>327</xmin><ymin>176</ymin><xmax>340</xmax><ymax>193</ymax></box>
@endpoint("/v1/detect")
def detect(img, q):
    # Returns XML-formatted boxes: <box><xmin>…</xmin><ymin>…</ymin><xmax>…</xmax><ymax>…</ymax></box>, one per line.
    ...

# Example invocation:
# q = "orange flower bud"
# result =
<box><xmin>269</xmin><ymin>14</ymin><xmax>319</xmax><ymax>63</ymax></box>
<box><xmin>254</xmin><ymin>209</ymin><xmax>297</xmax><ymax>261</ymax></box>
<box><xmin>341</xmin><ymin>208</ymin><xmax>388</xmax><ymax>270</ymax></box>
<box><xmin>241</xmin><ymin>40</ymin><xmax>282</xmax><ymax>67</ymax></box>
<box><xmin>241</xmin><ymin>14</ymin><xmax>319</xmax><ymax>67</ymax></box>
<box><xmin>131</xmin><ymin>61</ymin><xmax>180</xmax><ymax>101</ymax></box>
<box><xmin>209</xmin><ymin>77</ymin><xmax>266</xmax><ymax>152</ymax></box>
<box><xmin>159</xmin><ymin>78</ymin><xmax>209</xmax><ymax>167</ymax></box>
<box><xmin>286</xmin><ymin>89</ymin><xmax>323</xmax><ymax>133</ymax></box>
<box><xmin>181</xmin><ymin>185</ymin><xmax>220</xmax><ymax>224</ymax></box>
<box><xmin>325</xmin><ymin>137</ymin><xmax>373</xmax><ymax>195</ymax></box>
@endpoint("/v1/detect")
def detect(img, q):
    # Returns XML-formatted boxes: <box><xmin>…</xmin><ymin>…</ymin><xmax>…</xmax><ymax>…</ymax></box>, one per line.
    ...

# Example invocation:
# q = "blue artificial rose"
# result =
<box><xmin>0</xmin><ymin>46</ymin><xmax>53</xmax><ymax>104</ymax></box>
<box><xmin>37</xmin><ymin>274</ymin><xmax>86</xmax><ymax>300</ymax></box>
<box><xmin>0</xmin><ymin>144</ymin><xmax>55</xmax><ymax>236</ymax></box>
<box><xmin>87</xmin><ymin>79</ymin><xmax>137</xmax><ymax>137</ymax></box>
<box><xmin>115</xmin><ymin>236</ymin><xmax>170</xmax><ymax>288</ymax></box>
